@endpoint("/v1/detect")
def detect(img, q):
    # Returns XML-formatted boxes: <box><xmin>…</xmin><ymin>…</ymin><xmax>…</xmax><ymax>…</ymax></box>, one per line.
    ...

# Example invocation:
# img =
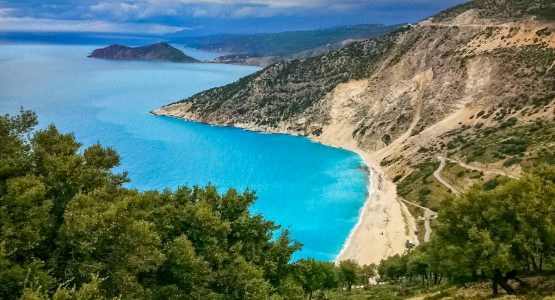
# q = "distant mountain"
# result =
<box><xmin>168</xmin><ymin>24</ymin><xmax>401</xmax><ymax>58</ymax></box>
<box><xmin>88</xmin><ymin>42</ymin><xmax>199</xmax><ymax>63</ymax></box>
<box><xmin>206</xmin><ymin>38</ymin><xmax>364</xmax><ymax>67</ymax></box>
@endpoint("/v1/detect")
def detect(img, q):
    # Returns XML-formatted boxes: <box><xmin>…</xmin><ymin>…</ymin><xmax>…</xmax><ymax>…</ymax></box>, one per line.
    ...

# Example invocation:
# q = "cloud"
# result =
<box><xmin>0</xmin><ymin>16</ymin><xmax>183</xmax><ymax>34</ymax></box>
<box><xmin>1</xmin><ymin>0</ymin><xmax>467</xmax><ymax>20</ymax></box>
<box><xmin>0</xmin><ymin>7</ymin><xmax>15</xmax><ymax>16</ymax></box>
<box><xmin>0</xmin><ymin>0</ymin><xmax>468</xmax><ymax>33</ymax></box>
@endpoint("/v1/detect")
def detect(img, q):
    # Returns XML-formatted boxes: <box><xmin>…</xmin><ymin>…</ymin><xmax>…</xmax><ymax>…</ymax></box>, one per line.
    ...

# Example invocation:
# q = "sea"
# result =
<box><xmin>0</xmin><ymin>33</ymin><xmax>368</xmax><ymax>261</ymax></box>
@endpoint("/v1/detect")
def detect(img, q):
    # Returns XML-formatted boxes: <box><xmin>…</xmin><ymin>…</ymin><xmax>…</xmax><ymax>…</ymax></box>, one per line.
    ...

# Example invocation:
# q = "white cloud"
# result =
<box><xmin>0</xmin><ymin>0</ymin><xmax>467</xmax><ymax>32</ymax></box>
<box><xmin>0</xmin><ymin>7</ymin><xmax>16</xmax><ymax>17</ymax></box>
<box><xmin>80</xmin><ymin>0</ymin><xmax>370</xmax><ymax>19</ymax></box>
<box><xmin>0</xmin><ymin>16</ymin><xmax>183</xmax><ymax>34</ymax></box>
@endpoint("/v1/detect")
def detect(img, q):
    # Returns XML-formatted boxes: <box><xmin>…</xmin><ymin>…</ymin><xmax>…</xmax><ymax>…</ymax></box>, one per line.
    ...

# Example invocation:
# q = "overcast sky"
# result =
<box><xmin>0</xmin><ymin>0</ymin><xmax>469</xmax><ymax>35</ymax></box>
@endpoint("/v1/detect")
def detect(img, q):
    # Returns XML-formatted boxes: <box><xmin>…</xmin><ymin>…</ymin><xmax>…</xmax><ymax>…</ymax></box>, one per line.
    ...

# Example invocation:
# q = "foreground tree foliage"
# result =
<box><xmin>379</xmin><ymin>168</ymin><xmax>555</xmax><ymax>295</ymax></box>
<box><xmin>0</xmin><ymin>110</ymin><xmax>306</xmax><ymax>299</ymax></box>
<box><xmin>0</xmin><ymin>111</ymin><xmax>380</xmax><ymax>300</ymax></box>
<box><xmin>5</xmin><ymin>110</ymin><xmax>553</xmax><ymax>299</ymax></box>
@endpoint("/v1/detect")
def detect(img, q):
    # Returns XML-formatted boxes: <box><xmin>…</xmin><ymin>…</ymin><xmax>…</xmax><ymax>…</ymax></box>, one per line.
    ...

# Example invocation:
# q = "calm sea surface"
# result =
<box><xmin>0</xmin><ymin>44</ymin><xmax>368</xmax><ymax>260</ymax></box>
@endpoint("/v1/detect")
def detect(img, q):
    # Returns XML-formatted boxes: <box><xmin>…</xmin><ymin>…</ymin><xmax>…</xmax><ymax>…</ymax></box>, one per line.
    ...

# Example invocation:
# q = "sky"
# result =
<box><xmin>0</xmin><ymin>0</ymin><xmax>469</xmax><ymax>35</ymax></box>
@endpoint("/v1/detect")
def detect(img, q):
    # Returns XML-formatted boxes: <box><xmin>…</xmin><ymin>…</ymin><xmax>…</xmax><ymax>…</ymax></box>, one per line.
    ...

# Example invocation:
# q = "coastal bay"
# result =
<box><xmin>0</xmin><ymin>43</ymin><xmax>369</xmax><ymax>261</ymax></box>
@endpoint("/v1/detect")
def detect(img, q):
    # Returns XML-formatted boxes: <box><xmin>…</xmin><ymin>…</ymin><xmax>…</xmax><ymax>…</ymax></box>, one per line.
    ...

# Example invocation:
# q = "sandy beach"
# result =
<box><xmin>313</xmin><ymin>80</ymin><xmax>418</xmax><ymax>266</ymax></box>
<box><xmin>154</xmin><ymin>78</ymin><xmax>419</xmax><ymax>266</ymax></box>
<box><xmin>315</xmin><ymin>140</ymin><xmax>418</xmax><ymax>266</ymax></box>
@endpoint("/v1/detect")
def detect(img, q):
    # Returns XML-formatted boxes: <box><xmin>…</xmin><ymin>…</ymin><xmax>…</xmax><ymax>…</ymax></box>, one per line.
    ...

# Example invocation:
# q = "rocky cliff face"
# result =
<box><xmin>154</xmin><ymin>0</ymin><xmax>555</xmax><ymax>175</ymax></box>
<box><xmin>154</xmin><ymin>0</ymin><xmax>555</xmax><ymax>260</ymax></box>
<box><xmin>155</xmin><ymin>35</ymin><xmax>397</xmax><ymax>135</ymax></box>
<box><xmin>89</xmin><ymin>42</ymin><xmax>199</xmax><ymax>63</ymax></box>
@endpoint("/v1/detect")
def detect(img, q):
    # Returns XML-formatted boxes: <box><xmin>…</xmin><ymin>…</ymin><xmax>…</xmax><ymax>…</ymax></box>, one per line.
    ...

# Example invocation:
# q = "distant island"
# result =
<box><xmin>88</xmin><ymin>42</ymin><xmax>199</xmax><ymax>63</ymax></box>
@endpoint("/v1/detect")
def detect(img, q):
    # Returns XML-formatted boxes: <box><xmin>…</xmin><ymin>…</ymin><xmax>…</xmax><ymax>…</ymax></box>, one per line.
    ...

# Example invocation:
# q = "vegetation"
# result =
<box><xmin>1</xmin><ymin>110</ymin><xmax>384</xmax><ymax>299</ymax></box>
<box><xmin>171</xmin><ymin>24</ymin><xmax>401</xmax><ymax>57</ymax></box>
<box><xmin>439</xmin><ymin>161</ymin><xmax>489</xmax><ymax>191</ymax></box>
<box><xmin>14</xmin><ymin>111</ymin><xmax>555</xmax><ymax>299</ymax></box>
<box><xmin>14</xmin><ymin>110</ymin><xmax>553</xmax><ymax>299</ymax></box>
<box><xmin>379</xmin><ymin>167</ymin><xmax>555</xmax><ymax>296</ymax></box>
<box><xmin>434</xmin><ymin>0</ymin><xmax>555</xmax><ymax>22</ymax></box>
<box><xmin>445</xmin><ymin>119</ymin><xmax>555</xmax><ymax>167</ymax></box>
<box><xmin>4</xmin><ymin>111</ymin><xmax>554</xmax><ymax>300</ymax></box>
<box><xmin>397</xmin><ymin>160</ymin><xmax>450</xmax><ymax>211</ymax></box>
<box><xmin>0</xmin><ymin>110</ymin><xmax>298</xmax><ymax>299</ymax></box>
<box><xmin>88</xmin><ymin>42</ymin><xmax>200</xmax><ymax>63</ymax></box>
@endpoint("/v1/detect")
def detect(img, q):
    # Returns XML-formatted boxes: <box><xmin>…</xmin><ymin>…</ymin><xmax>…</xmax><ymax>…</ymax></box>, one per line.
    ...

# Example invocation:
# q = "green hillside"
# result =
<box><xmin>170</xmin><ymin>24</ymin><xmax>401</xmax><ymax>57</ymax></box>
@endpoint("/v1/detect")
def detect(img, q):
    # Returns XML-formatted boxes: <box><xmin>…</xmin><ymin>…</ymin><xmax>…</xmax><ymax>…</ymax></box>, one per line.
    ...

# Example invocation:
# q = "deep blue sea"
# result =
<box><xmin>0</xmin><ymin>43</ymin><xmax>368</xmax><ymax>261</ymax></box>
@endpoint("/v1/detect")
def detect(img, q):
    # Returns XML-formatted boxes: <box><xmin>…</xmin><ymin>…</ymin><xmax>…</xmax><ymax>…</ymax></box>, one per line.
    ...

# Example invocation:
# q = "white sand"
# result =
<box><xmin>155</xmin><ymin>78</ymin><xmax>418</xmax><ymax>266</ymax></box>
<box><xmin>313</xmin><ymin>80</ymin><xmax>418</xmax><ymax>266</ymax></box>
<box><xmin>315</xmin><ymin>141</ymin><xmax>417</xmax><ymax>266</ymax></box>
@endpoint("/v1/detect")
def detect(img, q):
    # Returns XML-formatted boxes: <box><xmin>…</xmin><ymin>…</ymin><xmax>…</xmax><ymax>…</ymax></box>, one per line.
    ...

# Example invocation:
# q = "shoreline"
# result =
<box><xmin>151</xmin><ymin>111</ymin><xmax>416</xmax><ymax>265</ymax></box>
<box><xmin>314</xmin><ymin>139</ymin><xmax>417</xmax><ymax>266</ymax></box>
<box><xmin>334</xmin><ymin>149</ymin><xmax>374</xmax><ymax>262</ymax></box>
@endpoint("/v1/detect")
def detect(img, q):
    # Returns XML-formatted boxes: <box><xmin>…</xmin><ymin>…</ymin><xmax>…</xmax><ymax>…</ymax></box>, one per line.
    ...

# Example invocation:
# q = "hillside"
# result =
<box><xmin>206</xmin><ymin>38</ymin><xmax>362</xmax><ymax>67</ymax></box>
<box><xmin>88</xmin><ymin>42</ymin><xmax>199</xmax><ymax>63</ymax></box>
<box><xmin>154</xmin><ymin>0</ymin><xmax>555</xmax><ymax>265</ymax></box>
<box><xmin>169</xmin><ymin>24</ymin><xmax>401</xmax><ymax>57</ymax></box>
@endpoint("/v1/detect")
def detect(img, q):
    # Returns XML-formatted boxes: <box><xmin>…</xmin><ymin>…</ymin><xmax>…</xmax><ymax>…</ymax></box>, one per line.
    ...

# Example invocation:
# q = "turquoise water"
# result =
<box><xmin>0</xmin><ymin>44</ymin><xmax>368</xmax><ymax>261</ymax></box>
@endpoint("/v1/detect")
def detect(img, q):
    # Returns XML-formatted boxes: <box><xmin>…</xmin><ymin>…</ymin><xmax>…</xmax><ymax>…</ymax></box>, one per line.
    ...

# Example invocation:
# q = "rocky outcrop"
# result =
<box><xmin>89</xmin><ymin>42</ymin><xmax>199</xmax><ymax>63</ymax></box>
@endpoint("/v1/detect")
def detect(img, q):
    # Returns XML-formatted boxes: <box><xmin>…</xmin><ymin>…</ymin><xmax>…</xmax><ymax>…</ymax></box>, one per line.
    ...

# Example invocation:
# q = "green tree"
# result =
<box><xmin>378</xmin><ymin>254</ymin><xmax>407</xmax><ymax>282</ymax></box>
<box><xmin>294</xmin><ymin>259</ymin><xmax>338</xmax><ymax>299</ymax></box>
<box><xmin>338</xmin><ymin>259</ymin><xmax>360</xmax><ymax>291</ymax></box>
<box><xmin>217</xmin><ymin>256</ymin><xmax>272</xmax><ymax>299</ymax></box>
<box><xmin>359</xmin><ymin>264</ymin><xmax>377</xmax><ymax>287</ymax></box>
<box><xmin>154</xmin><ymin>235</ymin><xmax>213</xmax><ymax>299</ymax></box>
<box><xmin>0</xmin><ymin>110</ymin><xmax>304</xmax><ymax>299</ymax></box>
<box><xmin>428</xmin><ymin>166</ymin><xmax>555</xmax><ymax>295</ymax></box>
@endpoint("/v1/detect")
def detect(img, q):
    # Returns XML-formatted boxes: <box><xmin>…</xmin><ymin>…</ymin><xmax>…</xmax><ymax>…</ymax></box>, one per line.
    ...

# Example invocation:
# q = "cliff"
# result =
<box><xmin>89</xmin><ymin>42</ymin><xmax>199</xmax><ymax>63</ymax></box>
<box><xmin>154</xmin><ymin>0</ymin><xmax>555</xmax><ymax>264</ymax></box>
<box><xmin>155</xmin><ymin>0</ymin><xmax>554</xmax><ymax>171</ymax></box>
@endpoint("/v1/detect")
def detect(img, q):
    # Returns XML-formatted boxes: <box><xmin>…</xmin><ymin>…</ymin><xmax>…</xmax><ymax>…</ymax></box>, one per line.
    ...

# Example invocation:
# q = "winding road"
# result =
<box><xmin>418</xmin><ymin>156</ymin><xmax>518</xmax><ymax>241</ymax></box>
<box><xmin>433</xmin><ymin>157</ymin><xmax>459</xmax><ymax>194</ymax></box>
<box><xmin>399</xmin><ymin>199</ymin><xmax>437</xmax><ymax>242</ymax></box>
<box><xmin>433</xmin><ymin>155</ymin><xmax>518</xmax><ymax>195</ymax></box>
<box><xmin>442</xmin><ymin>156</ymin><xmax>518</xmax><ymax>179</ymax></box>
